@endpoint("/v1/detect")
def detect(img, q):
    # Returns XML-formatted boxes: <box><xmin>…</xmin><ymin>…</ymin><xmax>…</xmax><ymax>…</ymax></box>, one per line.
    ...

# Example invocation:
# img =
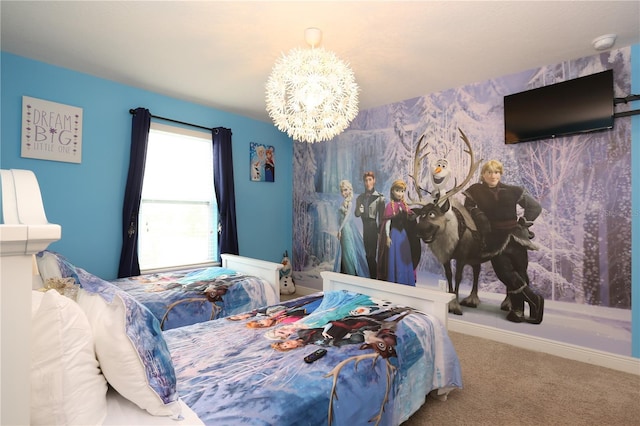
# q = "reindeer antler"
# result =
<box><xmin>408</xmin><ymin>133</ymin><xmax>431</xmax><ymax>205</ymax></box>
<box><xmin>160</xmin><ymin>297</ymin><xmax>219</xmax><ymax>330</ymax></box>
<box><xmin>324</xmin><ymin>353</ymin><xmax>396</xmax><ymax>426</ymax></box>
<box><xmin>436</xmin><ymin>128</ymin><xmax>482</xmax><ymax>206</ymax></box>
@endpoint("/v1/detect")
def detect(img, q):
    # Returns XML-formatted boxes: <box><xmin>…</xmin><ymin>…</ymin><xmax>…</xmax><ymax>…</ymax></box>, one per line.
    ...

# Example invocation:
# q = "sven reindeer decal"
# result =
<box><xmin>410</xmin><ymin>129</ymin><xmax>510</xmax><ymax>315</ymax></box>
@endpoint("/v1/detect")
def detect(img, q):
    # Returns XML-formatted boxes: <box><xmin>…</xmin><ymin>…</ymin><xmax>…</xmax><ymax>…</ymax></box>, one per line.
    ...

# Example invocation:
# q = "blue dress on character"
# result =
<box><xmin>265</xmin><ymin>162</ymin><xmax>274</xmax><ymax>182</ymax></box>
<box><xmin>334</xmin><ymin>202</ymin><xmax>369</xmax><ymax>277</ymax></box>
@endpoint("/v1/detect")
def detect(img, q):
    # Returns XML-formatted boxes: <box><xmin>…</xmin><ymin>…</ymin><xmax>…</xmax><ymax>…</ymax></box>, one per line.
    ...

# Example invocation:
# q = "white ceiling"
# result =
<box><xmin>2</xmin><ymin>1</ymin><xmax>639</xmax><ymax>123</ymax></box>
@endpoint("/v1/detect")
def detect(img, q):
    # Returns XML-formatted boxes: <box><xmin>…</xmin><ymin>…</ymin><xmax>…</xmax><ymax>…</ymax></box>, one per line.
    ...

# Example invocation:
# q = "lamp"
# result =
<box><xmin>265</xmin><ymin>28</ymin><xmax>359</xmax><ymax>143</ymax></box>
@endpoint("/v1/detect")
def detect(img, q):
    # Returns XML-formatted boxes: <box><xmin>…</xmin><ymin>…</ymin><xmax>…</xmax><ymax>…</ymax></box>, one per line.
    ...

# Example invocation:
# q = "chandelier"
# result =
<box><xmin>265</xmin><ymin>28</ymin><xmax>359</xmax><ymax>143</ymax></box>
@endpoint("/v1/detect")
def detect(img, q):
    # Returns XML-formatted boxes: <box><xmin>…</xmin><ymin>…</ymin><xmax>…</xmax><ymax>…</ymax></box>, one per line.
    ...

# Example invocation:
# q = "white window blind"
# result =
<box><xmin>138</xmin><ymin>122</ymin><xmax>217</xmax><ymax>272</ymax></box>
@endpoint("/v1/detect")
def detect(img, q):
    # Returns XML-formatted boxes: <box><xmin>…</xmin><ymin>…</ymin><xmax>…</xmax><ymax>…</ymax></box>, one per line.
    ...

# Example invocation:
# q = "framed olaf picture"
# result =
<box><xmin>250</xmin><ymin>142</ymin><xmax>275</xmax><ymax>182</ymax></box>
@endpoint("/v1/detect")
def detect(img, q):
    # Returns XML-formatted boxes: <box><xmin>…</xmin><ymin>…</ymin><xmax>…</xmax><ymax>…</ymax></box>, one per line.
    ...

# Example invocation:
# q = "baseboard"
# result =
<box><xmin>291</xmin><ymin>285</ymin><xmax>639</xmax><ymax>375</ymax></box>
<box><xmin>287</xmin><ymin>285</ymin><xmax>318</xmax><ymax>296</ymax></box>
<box><xmin>449</xmin><ymin>318</ymin><xmax>640</xmax><ymax>376</ymax></box>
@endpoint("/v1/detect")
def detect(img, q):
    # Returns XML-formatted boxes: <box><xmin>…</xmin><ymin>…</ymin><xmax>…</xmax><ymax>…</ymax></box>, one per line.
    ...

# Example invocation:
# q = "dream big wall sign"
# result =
<box><xmin>21</xmin><ymin>96</ymin><xmax>82</xmax><ymax>163</ymax></box>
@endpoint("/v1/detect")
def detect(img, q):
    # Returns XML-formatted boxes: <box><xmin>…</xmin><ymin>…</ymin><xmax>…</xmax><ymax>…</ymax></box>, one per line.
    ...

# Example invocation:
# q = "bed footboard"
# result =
<box><xmin>321</xmin><ymin>271</ymin><xmax>454</xmax><ymax>329</ymax></box>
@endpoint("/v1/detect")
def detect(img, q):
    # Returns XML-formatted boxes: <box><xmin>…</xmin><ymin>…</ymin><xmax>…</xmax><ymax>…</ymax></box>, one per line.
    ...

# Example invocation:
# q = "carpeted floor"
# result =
<box><xmin>404</xmin><ymin>331</ymin><xmax>640</xmax><ymax>426</ymax></box>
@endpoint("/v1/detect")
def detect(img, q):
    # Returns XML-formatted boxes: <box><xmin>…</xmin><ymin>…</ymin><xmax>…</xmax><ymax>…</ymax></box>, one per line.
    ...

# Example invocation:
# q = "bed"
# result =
<box><xmin>31</xmin><ymin>260</ymin><xmax>462</xmax><ymax>425</ymax></box>
<box><xmin>164</xmin><ymin>272</ymin><xmax>462</xmax><ymax>425</ymax></box>
<box><xmin>35</xmin><ymin>250</ymin><xmax>282</xmax><ymax>330</ymax></box>
<box><xmin>3</xmin><ymin>168</ymin><xmax>463</xmax><ymax>425</ymax></box>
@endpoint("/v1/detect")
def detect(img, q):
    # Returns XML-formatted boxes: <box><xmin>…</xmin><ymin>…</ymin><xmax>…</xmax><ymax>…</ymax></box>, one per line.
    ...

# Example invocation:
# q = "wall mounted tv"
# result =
<box><xmin>504</xmin><ymin>69</ymin><xmax>614</xmax><ymax>144</ymax></box>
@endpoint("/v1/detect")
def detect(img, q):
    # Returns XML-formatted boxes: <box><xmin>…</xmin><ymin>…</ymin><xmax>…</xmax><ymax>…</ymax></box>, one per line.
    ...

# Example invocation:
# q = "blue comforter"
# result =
<box><xmin>111</xmin><ymin>267</ymin><xmax>277</xmax><ymax>330</ymax></box>
<box><xmin>164</xmin><ymin>291</ymin><xmax>462</xmax><ymax>425</ymax></box>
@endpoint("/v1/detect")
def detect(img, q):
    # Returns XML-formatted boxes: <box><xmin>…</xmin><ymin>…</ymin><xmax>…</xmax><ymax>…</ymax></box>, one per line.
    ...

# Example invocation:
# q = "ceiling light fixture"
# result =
<box><xmin>592</xmin><ymin>34</ymin><xmax>617</xmax><ymax>51</ymax></box>
<box><xmin>265</xmin><ymin>28</ymin><xmax>359</xmax><ymax>143</ymax></box>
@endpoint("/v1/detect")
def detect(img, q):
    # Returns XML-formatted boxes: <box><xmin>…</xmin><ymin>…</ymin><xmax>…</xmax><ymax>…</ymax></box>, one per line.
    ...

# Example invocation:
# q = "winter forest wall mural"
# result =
<box><xmin>292</xmin><ymin>48</ymin><xmax>633</xmax><ymax>357</ymax></box>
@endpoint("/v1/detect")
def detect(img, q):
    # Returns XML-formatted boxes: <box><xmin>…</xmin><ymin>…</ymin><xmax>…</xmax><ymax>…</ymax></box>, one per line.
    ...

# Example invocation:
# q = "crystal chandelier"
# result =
<box><xmin>265</xmin><ymin>28</ymin><xmax>359</xmax><ymax>143</ymax></box>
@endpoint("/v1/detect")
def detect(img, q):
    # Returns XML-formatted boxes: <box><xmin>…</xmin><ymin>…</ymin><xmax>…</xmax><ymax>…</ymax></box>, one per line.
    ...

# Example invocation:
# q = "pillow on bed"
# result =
<box><xmin>31</xmin><ymin>289</ymin><xmax>108</xmax><ymax>425</ymax></box>
<box><xmin>61</xmin><ymin>261</ymin><xmax>182</xmax><ymax>418</ymax></box>
<box><xmin>34</xmin><ymin>250</ymin><xmax>63</xmax><ymax>281</ymax></box>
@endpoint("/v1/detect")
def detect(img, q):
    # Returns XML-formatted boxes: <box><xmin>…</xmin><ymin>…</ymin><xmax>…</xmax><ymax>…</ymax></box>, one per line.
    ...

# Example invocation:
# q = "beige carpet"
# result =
<box><xmin>404</xmin><ymin>331</ymin><xmax>640</xmax><ymax>426</ymax></box>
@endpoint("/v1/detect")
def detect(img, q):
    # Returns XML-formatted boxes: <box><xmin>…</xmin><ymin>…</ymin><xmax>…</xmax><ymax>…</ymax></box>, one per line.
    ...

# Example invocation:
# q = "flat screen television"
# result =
<box><xmin>504</xmin><ymin>69</ymin><xmax>614</xmax><ymax>144</ymax></box>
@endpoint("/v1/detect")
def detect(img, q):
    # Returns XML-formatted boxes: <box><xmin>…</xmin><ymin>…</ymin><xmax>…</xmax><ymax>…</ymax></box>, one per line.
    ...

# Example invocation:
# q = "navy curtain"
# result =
<box><xmin>213</xmin><ymin>127</ymin><xmax>239</xmax><ymax>257</ymax></box>
<box><xmin>118</xmin><ymin>108</ymin><xmax>150</xmax><ymax>278</ymax></box>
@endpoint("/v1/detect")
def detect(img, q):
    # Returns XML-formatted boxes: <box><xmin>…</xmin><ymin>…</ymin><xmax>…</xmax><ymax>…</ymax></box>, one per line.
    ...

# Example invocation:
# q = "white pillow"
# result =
<box><xmin>34</xmin><ymin>250</ymin><xmax>63</xmax><ymax>281</ymax></box>
<box><xmin>77</xmin><ymin>286</ymin><xmax>182</xmax><ymax>418</ymax></box>
<box><xmin>41</xmin><ymin>252</ymin><xmax>181</xmax><ymax>418</ymax></box>
<box><xmin>31</xmin><ymin>289</ymin><xmax>108</xmax><ymax>425</ymax></box>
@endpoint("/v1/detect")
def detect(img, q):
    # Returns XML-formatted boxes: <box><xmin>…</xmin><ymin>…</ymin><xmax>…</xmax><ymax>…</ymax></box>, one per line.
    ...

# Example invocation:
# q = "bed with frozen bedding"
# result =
<box><xmin>31</xmin><ymin>248</ymin><xmax>462</xmax><ymax>426</ymax></box>
<box><xmin>164</xmin><ymin>278</ymin><xmax>463</xmax><ymax>425</ymax></box>
<box><xmin>35</xmin><ymin>250</ymin><xmax>282</xmax><ymax>330</ymax></box>
<box><xmin>8</xmin><ymin>167</ymin><xmax>462</xmax><ymax>425</ymax></box>
<box><xmin>30</xmin><ymin>251</ymin><xmax>461</xmax><ymax>425</ymax></box>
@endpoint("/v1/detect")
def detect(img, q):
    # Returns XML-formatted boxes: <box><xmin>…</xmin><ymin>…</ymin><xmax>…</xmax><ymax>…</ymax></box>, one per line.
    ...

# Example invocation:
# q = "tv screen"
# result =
<box><xmin>504</xmin><ymin>70</ymin><xmax>614</xmax><ymax>144</ymax></box>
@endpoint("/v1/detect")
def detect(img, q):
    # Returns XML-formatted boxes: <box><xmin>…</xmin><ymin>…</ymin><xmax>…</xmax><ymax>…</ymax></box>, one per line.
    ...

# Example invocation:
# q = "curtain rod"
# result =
<box><xmin>129</xmin><ymin>109</ymin><xmax>213</xmax><ymax>132</ymax></box>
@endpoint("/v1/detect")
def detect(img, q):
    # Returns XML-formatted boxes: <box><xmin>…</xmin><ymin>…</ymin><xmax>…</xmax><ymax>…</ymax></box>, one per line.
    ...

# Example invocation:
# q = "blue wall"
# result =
<box><xmin>1</xmin><ymin>52</ymin><xmax>293</xmax><ymax>279</ymax></box>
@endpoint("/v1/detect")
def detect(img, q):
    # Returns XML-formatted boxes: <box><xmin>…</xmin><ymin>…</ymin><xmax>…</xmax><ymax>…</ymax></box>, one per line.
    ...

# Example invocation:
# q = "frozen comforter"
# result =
<box><xmin>111</xmin><ymin>267</ymin><xmax>277</xmax><ymax>330</ymax></box>
<box><xmin>164</xmin><ymin>291</ymin><xmax>462</xmax><ymax>425</ymax></box>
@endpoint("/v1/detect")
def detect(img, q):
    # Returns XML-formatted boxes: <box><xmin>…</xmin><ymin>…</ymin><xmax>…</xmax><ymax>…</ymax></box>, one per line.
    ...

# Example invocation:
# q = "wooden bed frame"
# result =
<box><xmin>322</xmin><ymin>271</ymin><xmax>455</xmax><ymax>329</ymax></box>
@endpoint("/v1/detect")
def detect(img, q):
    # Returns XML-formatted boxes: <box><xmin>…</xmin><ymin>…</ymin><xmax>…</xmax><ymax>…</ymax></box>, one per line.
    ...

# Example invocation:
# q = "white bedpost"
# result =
<box><xmin>0</xmin><ymin>169</ymin><xmax>61</xmax><ymax>425</ymax></box>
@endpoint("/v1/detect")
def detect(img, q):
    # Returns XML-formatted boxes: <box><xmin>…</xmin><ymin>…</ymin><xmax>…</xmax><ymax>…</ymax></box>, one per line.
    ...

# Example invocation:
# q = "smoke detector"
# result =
<box><xmin>592</xmin><ymin>34</ymin><xmax>617</xmax><ymax>51</ymax></box>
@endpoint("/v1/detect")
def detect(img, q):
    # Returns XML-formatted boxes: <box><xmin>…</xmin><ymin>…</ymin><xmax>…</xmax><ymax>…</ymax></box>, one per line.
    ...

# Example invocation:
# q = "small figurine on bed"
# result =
<box><xmin>279</xmin><ymin>251</ymin><xmax>296</xmax><ymax>295</ymax></box>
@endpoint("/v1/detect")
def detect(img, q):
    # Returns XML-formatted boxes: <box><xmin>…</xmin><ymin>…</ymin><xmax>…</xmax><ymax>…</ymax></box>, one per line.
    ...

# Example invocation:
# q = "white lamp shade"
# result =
<box><xmin>265</xmin><ymin>44</ymin><xmax>359</xmax><ymax>143</ymax></box>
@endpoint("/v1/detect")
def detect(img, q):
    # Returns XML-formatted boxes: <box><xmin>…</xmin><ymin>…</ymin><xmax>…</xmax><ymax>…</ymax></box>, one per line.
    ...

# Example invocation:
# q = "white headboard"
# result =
<box><xmin>1</xmin><ymin>169</ymin><xmax>61</xmax><ymax>425</ymax></box>
<box><xmin>220</xmin><ymin>253</ymin><xmax>283</xmax><ymax>303</ymax></box>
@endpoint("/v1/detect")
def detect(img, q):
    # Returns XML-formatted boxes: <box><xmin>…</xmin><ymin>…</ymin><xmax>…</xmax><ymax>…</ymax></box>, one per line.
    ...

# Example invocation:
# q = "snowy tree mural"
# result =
<box><xmin>292</xmin><ymin>48</ymin><xmax>632</xmax><ymax>355</ymax></box>
<box><xmin>292</xmin><ymin>142</ymin><xmax>318</xmax><ymax>270</ymax></box>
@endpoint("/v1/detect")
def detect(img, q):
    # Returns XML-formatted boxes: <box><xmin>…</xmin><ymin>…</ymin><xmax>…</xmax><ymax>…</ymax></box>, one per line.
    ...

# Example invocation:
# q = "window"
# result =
<box><xmin>138</xmin><ymin>123</ymin><xmax>217</xmax><ymax>272</ymax></box>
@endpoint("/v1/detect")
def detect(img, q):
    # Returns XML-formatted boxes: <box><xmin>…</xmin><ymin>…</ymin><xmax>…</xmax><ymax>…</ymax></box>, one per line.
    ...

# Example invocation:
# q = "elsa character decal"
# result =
<box><xmin>334</xmin><ymin>180</ymin><xmax>369</xmax><ymax>277</ymax></box>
